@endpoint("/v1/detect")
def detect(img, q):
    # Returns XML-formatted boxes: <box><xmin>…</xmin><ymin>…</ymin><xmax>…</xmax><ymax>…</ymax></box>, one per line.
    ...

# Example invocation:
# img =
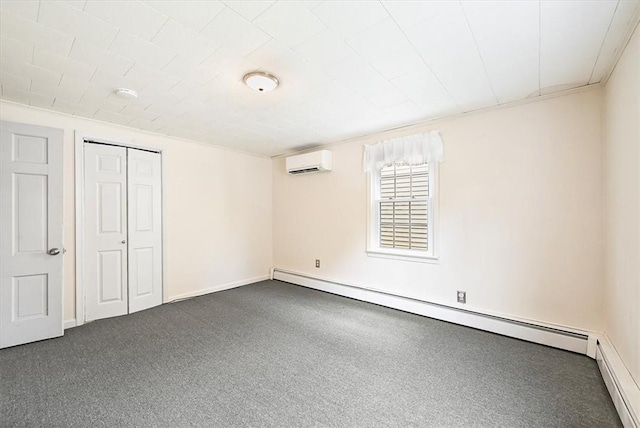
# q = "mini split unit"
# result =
<box><xmin>286</xmin><ymin>150</ymin><xmax>332</xmax><ymax>174</ymax></box>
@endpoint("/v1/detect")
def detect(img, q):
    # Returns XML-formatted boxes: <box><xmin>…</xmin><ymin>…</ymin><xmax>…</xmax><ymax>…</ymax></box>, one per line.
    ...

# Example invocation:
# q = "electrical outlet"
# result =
<box><xmin>315</xmin><ymin>259</ymin><xmax>320</xmax><ymax>268</ymax></box>
<box><xmin>457</xmin><ymin>291</ymin><xmax>466</xmax><ymax>304</ymax></box>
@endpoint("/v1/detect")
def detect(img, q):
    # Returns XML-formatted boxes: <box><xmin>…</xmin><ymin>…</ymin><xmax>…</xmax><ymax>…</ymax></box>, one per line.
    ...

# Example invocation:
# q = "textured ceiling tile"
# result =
<box><xmin>143</xmin><ymin>0</ymin><xmax>225</xmax><ymax>32</ymax></box>
<box><xmin>1</xmin><ymin>62</ymin><xmax>62</xmax><ymax>88</ymax></box>
<box><xmin>0</xmin><ymin>36</ymin><xmax>34</xmax><ymax>64</ymax></box>
<box><xmin>0</xmin><ymin>0</ymin><xmax>39</xmax><ymax>21</ymax></box>
<box><xmin>201</xmin><ymin>8</ymin><xmax>271</xmax><ymax>57</ymax></box>
<box><xmin>109</xmin><ymin>31</ymin><xmax>176</xmax><ymax>70</ymax></box>
<box><xmin>84</xmin><ymin>0</ymin><xmax>168</xmax><ymax>41</ymax></box>
<box><xmin>590</xmin><ymin>0</ymin><xmax>640</xmax><ymax>83</ymax></box>
<box><xmin>58</xmin><ymin>74</ymin><xmax>90</xmax><ymax>94</ymax></box>
<box><xmin>68</xmin><ymin>40</ymin><xmax>136</xmax><ymax>79</ymax></box>
<box><xmin>540</xmin><ymin>0</ymin><xmax>617</xmax><ymax>89</ymax></box>
<box><xmin>50</xmin><ymin>98</ymin><xmax>79</xmax><ymax>116</ymax></box>
<box><xmin>253</xmin><ymin>1</ymin><xmax>325</xmax><ymax>48</ymax></box>
<box><xmin>30</xmin><ymin>79</ymin><xmax>84</xmax><ymax>104</ymax></box>
<box><xmin>94</xmin><ymin>109</ymin><xmax>136</xmax><ymax>126</ymax></box>
<box><xmin>381</xmin><ymin>100</ymin><xmax>425</xmax><ymax>123</ymax></box>
<box><xmin>29</xmin><ymin>93</ymin><xmax>66</xmax><ymax>109</ymax></box>
<box><xmin>323</xmin><ymin>55</ymin><xmax>387</xmax><ymax>96</ymax></box>
<box><xmin>382</xmin><ymin>0</ymin><xmax>453</xmax><ymax>29</ymax></box>
<box><xmin>223</xmin><ymin>1</ymin><xmax>276</xmax><ymax>22</ymax></box>
<box><xmin>122</xmin><ymin>63</ymin><xmax>181</xmax><ymax>93</ymax></box>
<box><xmin>127</xmin><ymin>117</ymin><xmax>165</xmax><ymax>132</ymax></box>
<box><xmin>151</xmin><ymin>19</ymin><xmax>219</xmax><ymax>64</ymax></box>
<box><xmin>144</xmin><ymin>99</ymin><xmax>192</xmax><ymax>118</ymax></box>
<box><xmin>120</xmin><ymin>104</ymin><xmax>160</xmax><ymax>122</ymax></box>
<box><xmin>0</xmin><ymin>71</ymin><xmax>31</xmax><ymax>92</ymax></box>
<box><xmin>33</xmin><ymin>49</ymin><xmax>96</xmax><ymax>81</ymax></box>
<box><xmin>1</xmin><ymin>86</ymin><xmax>31</xmax><ymax>104</ymax></box>
<box><xmin>90</xmin><ymin>68</ymin><xmax>151</xmax><ymax>97</ymax></box>
<box><xmin>312</xmin><ymin>1</ymin><xmax>389</xmax><ymax>39</ymax></box>
<box><xmin>370</xmin><ymin>48</ymin><xmax>425</xmax><ymax>80</ymax></box>
<box><xmin>462</xmin><ymin>0</ymin><xmax>539</xmax><ymax>103</ymax></box>
<box><xmin>63</xmin><ymin>1</ymin><xmax>87</xmax><ymax>11</ymax></box>
<box><xmin>403</xmin><ymin>3</ymin><xmax>497</xmax><ymax>110</ymax></box>
<box><xmin>51</xmin><ymin>99</ymin><xmax>98</xmax><ymax>118</ymax></box>
<box><xmin>391</xmin><ymin>65</ymin><xmax>461</xmax><ymax>117</ymax></box>
<box><xmin>293</xmin><ymin>29</ymin><xmax>356</xmax><ymax>67</ymax></box>
<box><xmin>0</xmin><ymin>0</ymin><xmax>637</xmax><ymax>156</ymax></box>
<box><xmin>38</xmin><ymin>1</ymin><xmax>119</xmax><ymax>50</ymax></box>
<box><xmin>359</xmin><ymin>80</ymin><xmax>408</xmax><ymax>109</ymax></box>
<box><xmin>244</xmin><ymin>39</ymin><xmax>311</xmax><ymax>75</ymax></box>
<box><xmin>78</xmin><ymin>83</ymin><xmax>112</xmax><ymax>105</ymax></box>
<box><xmin>345</xmin><ymin>18</ymin><xmax>413</xmax><ymax>62</ymax></box>
<box><xmin>73</xmin><ymin>46</ymin><xmax>135</xmax><ymax>78</ymax></box>
<box><xmin>162</xmin><ymin>55</ymin><xmax>220</xmax><ymax>86</ymax></box>
<box><xmin>0</xmin><ymin>10</ymin><xmax>74</xmax><ymax>56</ymax></box>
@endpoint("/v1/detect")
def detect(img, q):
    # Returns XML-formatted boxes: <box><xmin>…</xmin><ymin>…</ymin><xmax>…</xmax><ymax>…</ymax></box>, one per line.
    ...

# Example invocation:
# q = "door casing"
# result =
<box><xmin>74</xmin><ymin>132</ymin><xmax>167</xmax><ymax>327</ymax></box>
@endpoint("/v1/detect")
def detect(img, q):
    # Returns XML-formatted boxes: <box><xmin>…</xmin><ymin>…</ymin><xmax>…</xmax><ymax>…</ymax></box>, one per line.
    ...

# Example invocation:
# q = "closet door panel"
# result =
<box><xmin>84</xmin><ymin>144</ymin><xmax>128</xmax><ymax>321</ymax></box>
<box><xmin>127</xmin><ymin>149</ymin><xmax>162</xmax><ymax>313</ymax></box>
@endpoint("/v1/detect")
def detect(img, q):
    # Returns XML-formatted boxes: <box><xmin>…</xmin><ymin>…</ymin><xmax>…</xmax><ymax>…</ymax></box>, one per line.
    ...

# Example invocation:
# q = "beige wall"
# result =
<box><xmin>604</xmin><ymin>23</ymin><xmax>640</xmax><ymax>384</ymax></box>
<box><xmin>0</xmin><ymin>101</ymin><xmax>273</xmax><ymax>322</ymax></box>
<box><xmin>274</xmin><ymin>88</ymin><xmax>604</xmax><ymax>332</ymax></box>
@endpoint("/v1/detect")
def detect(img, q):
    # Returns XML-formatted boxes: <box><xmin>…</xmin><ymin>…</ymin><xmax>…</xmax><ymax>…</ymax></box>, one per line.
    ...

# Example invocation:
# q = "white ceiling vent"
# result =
<box><xmin>286</xmin><ymin>150</ymin><xmax>332</xmax><ymax>175</ymax></box>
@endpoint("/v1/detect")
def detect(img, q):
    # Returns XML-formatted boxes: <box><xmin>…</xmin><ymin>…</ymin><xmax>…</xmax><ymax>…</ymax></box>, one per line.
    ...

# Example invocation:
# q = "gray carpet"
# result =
<box><xmin>1</xmin><ymin>280</ymin><xmax>621</xmax><ymax>427</ymax></box>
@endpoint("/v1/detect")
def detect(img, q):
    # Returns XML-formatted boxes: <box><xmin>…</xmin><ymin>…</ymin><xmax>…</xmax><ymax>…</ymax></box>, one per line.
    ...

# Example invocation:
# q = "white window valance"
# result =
<box><xmin>362</xmin><ymin>131</ymin><xmax>444</xmax><ymax>172</ymax></box>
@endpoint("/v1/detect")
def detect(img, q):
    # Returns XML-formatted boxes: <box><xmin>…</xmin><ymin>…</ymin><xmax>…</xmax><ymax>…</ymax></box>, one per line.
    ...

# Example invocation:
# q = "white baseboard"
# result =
<box><xmin>273</xmin><ymin>269</ymin><xmax>590</xmax><ymax>354</ymax></box>
<box><xmin>167</xmin><ymin>275</ymin><xmax>270</xmax><ymax>302</ymax></box>
<box><xmin>596</xmin><ymin>335</ymin><xmax>639</xmax><ymax>428</ymax></box>
<box><xmin>64</xmin><ymin>319</ymin><xmax>77</xmax><ymax>330</ymax></box>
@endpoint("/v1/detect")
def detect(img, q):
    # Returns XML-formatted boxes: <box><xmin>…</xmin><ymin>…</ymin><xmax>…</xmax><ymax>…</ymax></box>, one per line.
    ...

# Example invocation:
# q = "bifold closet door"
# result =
<box><xmin>84</xmin><ymin>144</ymin><xmax>162</xmax><ymax>322</ymax></box>
<box><xmin>84</xmin><ymin>144</ymin><xmax>128</xmax><ymax>321</ymax></box>
<box><xmin>127</xmin><ymin>148</ymin><xmax>162</xmax><ymax>314</ymax></box>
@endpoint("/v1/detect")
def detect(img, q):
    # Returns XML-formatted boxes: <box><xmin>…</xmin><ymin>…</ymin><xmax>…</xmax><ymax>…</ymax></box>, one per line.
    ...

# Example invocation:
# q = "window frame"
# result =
<box><xmin>366</xmin><ymin>162</ymin><xmax>439</xmax><ymax>263</ymax></box>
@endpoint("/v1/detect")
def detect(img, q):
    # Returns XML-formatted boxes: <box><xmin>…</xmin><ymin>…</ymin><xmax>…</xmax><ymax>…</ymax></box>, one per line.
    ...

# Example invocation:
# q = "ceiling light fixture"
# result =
<box><xmin>243</xmin><ymin>71</ymin><xmax>279</xmax><ymax>92</ymax></box>
<box><xmin>115</xmin><ymin>88</ymin><xmax>138</xmax><ymax>99</ymax></box>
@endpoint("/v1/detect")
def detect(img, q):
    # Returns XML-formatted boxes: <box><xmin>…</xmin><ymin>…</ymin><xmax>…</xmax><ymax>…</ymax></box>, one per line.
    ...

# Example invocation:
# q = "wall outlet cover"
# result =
<box><xmin>457</xmin><ymin>291</ymin><xmax>466</xmax><ymax>304</ymax></box>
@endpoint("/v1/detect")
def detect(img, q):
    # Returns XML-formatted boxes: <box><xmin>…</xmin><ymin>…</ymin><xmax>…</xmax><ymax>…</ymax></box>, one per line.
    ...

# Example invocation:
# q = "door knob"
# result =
<box><xmin>48</xmin><ymin>248</ymin><xmax>61</xmax><ymax>256</ymax></box>
<box><xmin>121</xmin><ymin>240</ymin><xmax>126</xmax><ymax>244</ymax></box>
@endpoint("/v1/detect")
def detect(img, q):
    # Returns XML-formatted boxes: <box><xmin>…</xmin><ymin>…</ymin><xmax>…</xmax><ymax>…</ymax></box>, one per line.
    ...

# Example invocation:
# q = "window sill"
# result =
<box><xmin>366</xmin><ymin>249</ymin><xmax>439</xmax><ymax>264</ymax></box>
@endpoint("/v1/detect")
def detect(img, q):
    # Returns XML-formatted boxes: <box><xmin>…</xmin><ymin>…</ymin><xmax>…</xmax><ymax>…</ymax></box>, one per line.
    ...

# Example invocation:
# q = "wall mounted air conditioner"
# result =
<box><xmin>286</xmin><ymin>150</ymin><xmax>332</xmax><ymax>175</ymax></box>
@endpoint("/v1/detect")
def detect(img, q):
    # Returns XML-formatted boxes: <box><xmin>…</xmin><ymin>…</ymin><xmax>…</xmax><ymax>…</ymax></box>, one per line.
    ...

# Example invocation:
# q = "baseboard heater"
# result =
<box><xmin>597</xmin><ymin>339</ymin><xmax>640</xmax><ymax>428</ymax></box>
<box><xmin>272</xmin><ymin>269</ymin><xmax>590</xmax><ymax>355</ymax></box>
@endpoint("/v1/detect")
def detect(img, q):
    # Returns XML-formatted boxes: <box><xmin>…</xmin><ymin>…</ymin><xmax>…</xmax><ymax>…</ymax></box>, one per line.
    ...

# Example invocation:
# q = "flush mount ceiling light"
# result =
<box><xmin>115</xmin><ymin>88</ymin><xmax>138</xmax><ymax>99</ymax></box>
<box><xmin>243</xmin><ymin>71</ymin><xmax>279</xmax><ymax>92</ymax></box>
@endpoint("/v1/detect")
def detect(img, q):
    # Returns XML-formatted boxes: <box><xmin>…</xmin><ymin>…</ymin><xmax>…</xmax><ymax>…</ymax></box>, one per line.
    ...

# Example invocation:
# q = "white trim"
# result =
<box><xmin>272</xmin><ymin>269</ymin><xmax>591</xmax><ymax>354</ymax></box>
<box><xmin>74</xmin><ymin>132</ymin><xmax>166</xmax><ymax>325</ymax></box>
<box><xmin>365</xmin><ymin>250</ymin><xmax>439</xmax><ymax>264</ymax></box>
<box><xmin>74</xmin><ymin>133</ymin><xmax>85</xmax><ymax>326</ymax></box>
<box><xmin>587</xmin><ymin>334</ymin><xmax>598</xmax><ymax>359</ymax></box>
<box><xmin>63</xmin><ymin>319</ymin><xmax>77</xmax><ymax>330</ymax></box>
<box><xmin>596</xmin><ymin>334</ymin><xmax>640</xmax><ymax>428</ymax></box>
<box><xmin>161</xmin><ymin>152</ymin><xmax>168</xmax><ymax>304</ymax></box>
<box><xmin>167</xmin><ymin>275</ymin><xmax>270</xmax><ymax>302</ymax></box>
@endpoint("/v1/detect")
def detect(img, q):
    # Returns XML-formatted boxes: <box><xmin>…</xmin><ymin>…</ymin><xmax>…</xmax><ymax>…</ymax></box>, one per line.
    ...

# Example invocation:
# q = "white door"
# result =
<box><xmin>84</xmin><ymin>143</ymin><xmax>128</xmax><ymax>321</ymax></box>
<box><xmin>127</xmin><ymin>149</ymin><xmax>162</xmax><ymax>313</ymax></box>
<box><xmin>0</xmin><ymin>121</ymin><xmax>63</xmax><ymax>348</ymax></box>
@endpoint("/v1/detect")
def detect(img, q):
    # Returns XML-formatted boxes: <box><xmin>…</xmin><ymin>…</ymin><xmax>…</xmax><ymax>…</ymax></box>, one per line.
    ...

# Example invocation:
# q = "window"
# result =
<box><xmin>368</xmin><ymin>163</ymin><xmax>437</xmax><ymax>261</ymax></box>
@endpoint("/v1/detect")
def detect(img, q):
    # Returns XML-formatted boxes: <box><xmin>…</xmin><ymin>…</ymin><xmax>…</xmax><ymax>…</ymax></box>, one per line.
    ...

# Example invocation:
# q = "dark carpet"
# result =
<box><xmin>0</xmin><ymin>280</ymin><xmax>621</xmax><ymax>427</ymax></box>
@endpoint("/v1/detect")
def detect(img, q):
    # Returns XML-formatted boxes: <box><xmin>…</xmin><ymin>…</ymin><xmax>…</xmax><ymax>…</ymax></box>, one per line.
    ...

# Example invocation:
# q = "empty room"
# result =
<box><xmin>0</xmin><ymin>0</ymin><xmax>638</xmax><ymax>426</ymax></box>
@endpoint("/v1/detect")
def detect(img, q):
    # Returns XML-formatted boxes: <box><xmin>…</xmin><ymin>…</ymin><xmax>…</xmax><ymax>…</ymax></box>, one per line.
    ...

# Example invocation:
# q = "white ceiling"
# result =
<box><xmin>1</xmin><ymin>1</ymin><xmax>638</xmax><ymax>156</ymax></box>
